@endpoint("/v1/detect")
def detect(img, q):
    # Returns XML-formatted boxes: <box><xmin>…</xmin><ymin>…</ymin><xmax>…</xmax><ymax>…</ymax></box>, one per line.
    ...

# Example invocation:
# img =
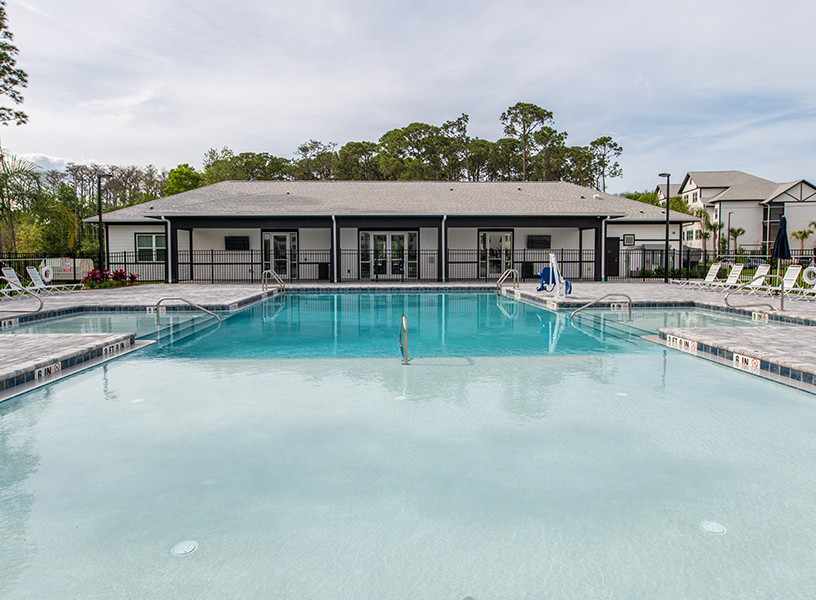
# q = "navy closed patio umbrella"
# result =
<box><xmin>771</xmin><ymin>216</ymin><xmax>792</xmax><ymax>261</ymax></box>
<box><xmin>771</xmin><ymin>215</ymin><xmax>792</xmax><ymax>280</ymax></box>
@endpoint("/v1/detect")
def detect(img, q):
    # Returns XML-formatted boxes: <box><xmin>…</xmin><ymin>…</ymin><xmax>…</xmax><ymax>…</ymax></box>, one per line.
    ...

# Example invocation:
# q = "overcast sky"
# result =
<box><xmin>2</xmin><ymin>0</ymin><xmax>814</xmax><ymax>193</ymax></box>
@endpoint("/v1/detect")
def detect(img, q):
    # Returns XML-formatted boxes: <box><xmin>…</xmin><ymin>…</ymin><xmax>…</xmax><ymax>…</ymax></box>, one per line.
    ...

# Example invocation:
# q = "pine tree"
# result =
<box><xmin>0</xmin><ymin>0</ymin><xmax>27</xmax><ymax>128</ymax></box>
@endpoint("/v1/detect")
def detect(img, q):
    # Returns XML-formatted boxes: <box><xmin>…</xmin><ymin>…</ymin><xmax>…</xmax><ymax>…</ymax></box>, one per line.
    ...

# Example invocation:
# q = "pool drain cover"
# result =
<box><xmin>700</xmin><ymin>521</ymin><xmax>726</xmax><ymax>534</ymax></box>
<box><xmin>172</xmin><ymin>540</ymin><xmax>198</xmax><ymax>556</ymax></box>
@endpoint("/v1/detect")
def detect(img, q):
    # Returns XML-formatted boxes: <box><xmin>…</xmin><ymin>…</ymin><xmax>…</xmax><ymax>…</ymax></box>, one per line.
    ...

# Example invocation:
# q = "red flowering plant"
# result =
<box><xmin>81</xmin><ymin>269</ymin><xmax>109</xmax><ymax>284</ymax></box>
<box><xmin>81</xmin><ymin>269</ymin><xmax>141</xmax><ymax>288</ymax></box>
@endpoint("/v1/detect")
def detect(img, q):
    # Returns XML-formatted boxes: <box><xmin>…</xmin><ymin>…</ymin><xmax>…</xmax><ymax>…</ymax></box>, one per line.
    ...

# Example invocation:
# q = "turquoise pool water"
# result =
<box><xmin>1</xmin><ymin>293</ymin><xmax>815</xmax><ymax>599</ymax></box>
<box><xmin>155</xmin><ymin>292</ymin><xmax>779</xmax><ymax>359</ymax></box>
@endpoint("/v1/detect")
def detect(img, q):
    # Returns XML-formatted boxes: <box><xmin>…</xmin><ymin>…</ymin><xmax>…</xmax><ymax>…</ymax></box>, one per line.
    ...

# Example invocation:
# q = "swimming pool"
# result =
<box><xmin>2</xmin><ymin>292</ymin><xmax>815</xmax><ymax>599</ymax></box>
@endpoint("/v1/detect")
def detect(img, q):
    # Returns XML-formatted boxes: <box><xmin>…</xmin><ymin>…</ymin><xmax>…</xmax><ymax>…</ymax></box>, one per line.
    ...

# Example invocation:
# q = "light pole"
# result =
<box><xmin>659</xmin><ymin>173</ymin><xmax>670</xmax><ymax>283</ymax></box>
<box><xmin>727</xmin><ymin>212</ymin><xmax>733</xmax><ymax>256</ymax></box>
<box><xmin>97</xmin><ymin>173</ymin><xmax>113</xmax><ymax>271</ymax></box>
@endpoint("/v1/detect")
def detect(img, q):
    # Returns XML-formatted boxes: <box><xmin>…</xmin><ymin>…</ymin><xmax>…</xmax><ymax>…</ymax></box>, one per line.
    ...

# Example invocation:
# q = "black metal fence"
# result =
<box><xmin>0</xmin><ymin>252</ymin><xmax>97</xmax><ymax>283</ymax></box>
<box><xmin>79</xmin><ymin>247</ymin><xmax>816</xmax><ymax>284</ymax></box>
<box><xmin>104</xmin><ymin>248</ymin><xmax>717</xmax><ymax>284</ymax></box>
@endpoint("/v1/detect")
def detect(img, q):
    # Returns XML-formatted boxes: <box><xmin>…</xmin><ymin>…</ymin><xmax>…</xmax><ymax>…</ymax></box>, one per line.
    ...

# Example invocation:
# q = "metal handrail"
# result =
<box><xmin>261</xmin><ymin>269</ymin><xmax>285</xmax><ymax>295</ymax></box>
<box><xmin>398</xmin><ymin>313</ymin><xmax>408</xmax><ymax>365</ymax></box>
<box><xmin>0</xmin><ymin>276</ymin><xmax>44</xmax><ymax>313</ymax></box>
<box><xmin>155</xmin><ymin>297</ymin><xmax>221</xmax><ymax>325</ymax></box>
<box><xmin>725</xmin><ymin>274</ymin><xmax>784</xmax><ymax>312</ymax></box>
<box><xmin>496</xmin><ymin>297</ymin><xmax>519</xmax><ymax>320</ymax></box>
<box><xmin>263</xmin><ymin>294</ymin><xmax>287</xmax><ymax>322</ymax></box>
<box><xmin>496</xmin><ymin>268</ymin><xmax>520</xmax><ymax>296</ymax></box>
<box><xmin>571</xmin><ymin>294</ymin><xmax>633</xmax><ymax>321</ymax></box>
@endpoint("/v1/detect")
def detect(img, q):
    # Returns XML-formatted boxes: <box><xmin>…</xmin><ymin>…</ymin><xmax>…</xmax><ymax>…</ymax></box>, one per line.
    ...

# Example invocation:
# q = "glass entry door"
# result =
<box><xmin>480</xmin><ymin>231</ymin><xmax>513</xmax><ymax>278</ymax></box>
<box><xmin>263</xmin><ymin>232</ymin><xmax>298</xmax><ymax>279</ymax></box>
<box><xmin>360</xmin><ymin>231</ymin><xmax>417</xmax><ymax>280</ymax></box>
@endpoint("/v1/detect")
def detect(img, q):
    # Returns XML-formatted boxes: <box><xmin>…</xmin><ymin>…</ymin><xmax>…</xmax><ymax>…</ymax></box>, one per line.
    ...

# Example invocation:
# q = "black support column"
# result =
<box><xmin>594</xmin><ymin>220</ymin><xmax>604</xmax><ymax>281</ymax></box>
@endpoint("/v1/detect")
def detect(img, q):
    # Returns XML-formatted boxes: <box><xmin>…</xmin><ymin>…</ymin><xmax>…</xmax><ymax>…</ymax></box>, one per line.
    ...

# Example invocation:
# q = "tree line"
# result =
<box><xmin>166</xmin><ymin>103</ymin><xmax>623</xmax><ymax>195</ymax></box>
<box><xmin>0</xmin><ymin>161</ymin><xmax>167</xmax><ymax>255</ymax></box>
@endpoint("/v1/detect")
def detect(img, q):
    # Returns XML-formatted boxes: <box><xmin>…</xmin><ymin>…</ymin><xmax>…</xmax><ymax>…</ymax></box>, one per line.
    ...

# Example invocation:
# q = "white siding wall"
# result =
<box><xmin>299</xmin><ymin>228</ymin><xmax>331</xmax><ymax>250</ymax></box>
<box><xmin>420</xmin><ymin>227</ymin><xmax>438</xmax><ymax>250</ymax></box>
<box><xmin>108</xmin><ymin>224</ymin><xmax>165</xmax><ymax>253</ymax></box>
<box><xmin>580</xmin><ymin>229</ymin><xmax>595</xmax><ymax>249</ymax></box>
<box><xmin>191</xmin><ymin>229</ymin><xmax>262</xmax><ymax>250</ymax></box>
<box><xmin>719</xmin><ymin>202</ymin><xmax>764</xmax><ymax>248</ymax></box>
<box><xmin>340</xmin><ymin>227</ymin><xmax>357</xmax><ymax>250</ymax></box>
<box><xmin>514</xmin><ymin>228</ymin><xmax>579</xmax><ymax>250</ymax></box>
<box><xmin>606</xmin><ymin>223</ymin><xmax>682</xmax><ymax>249</ymax></box>
<box><xmin>783</xmin><ymin>203</ymin><xmax>816</xmax><ymax>248</ymax></box>
<box><xmin>447</xmin><ymin>228</ymin><xmax>476</xmax><ymax>250</ymax></box>
<box><xmin>177</xmin><ymin>230</ymin><xmax>190</xmax><ymax>252</ymax></box>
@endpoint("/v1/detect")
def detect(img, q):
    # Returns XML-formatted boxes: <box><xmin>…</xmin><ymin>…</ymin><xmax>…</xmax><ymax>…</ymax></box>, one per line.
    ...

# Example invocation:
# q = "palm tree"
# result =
<box><xmin>791</xmin><ymin>229</ymin><xmax>813</xmax><ymax>252</ymax></box>
<box><xmin>700</xmin><ymin>230</ymin><xmax>711</xmax><ymax>258</ymax></box>
<box><xmin>0</xmin><ymin>149</ymin><xmax>40</xmax><ymax>253</ymax></box>
<box><xmin>708</xmin><ymin>221</ymin><xmax>724</xmax><ymax>256</ymax></box>
<box><xmin>728</xmin><ymin>226</ymin><xmax>746</xmax><ymax>254</ymax></box>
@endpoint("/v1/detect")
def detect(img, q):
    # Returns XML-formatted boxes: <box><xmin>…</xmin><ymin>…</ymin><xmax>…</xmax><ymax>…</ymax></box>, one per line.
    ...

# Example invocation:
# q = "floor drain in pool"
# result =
<box><xmin>700</xmin><ymin>521</ymin><xmax>726</xmax><ymax>534</ymax></box>
<box><xmin>171</xmin><ymin>540</ymin><xmax>198</xmax><ymax>556</ymax></box>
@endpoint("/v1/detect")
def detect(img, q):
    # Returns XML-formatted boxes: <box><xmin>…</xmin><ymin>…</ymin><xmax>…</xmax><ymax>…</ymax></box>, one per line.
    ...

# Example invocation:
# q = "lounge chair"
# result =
<box><xmin>703</xmin><ymin>263</ymin><xmax>743</xmax><ymax>291</ymax></box>
<box><xmin>765</xmin><ymin>264</ymin><xmax>802</xmax><ymax>298</ymax></box>
<box><xmin>791</xmin><ymin>264</ymin><xmax>816</xmax><ymax>301</ymax></box>
<box><xmin>744</xmin><ymin>263</ymin><xmax>771</xmax><ymax>295</ymax></box>
<box><xmin>672</xmin><ymin>262</ymin><xmax>720</xmax><ymax>288</ymax></box>
<box><xmin>1</xmin><ymin>267</ymin><xmax>27</xmax><ymax>297</ymax></box>
<box><xmin>25</xmin><ymin>266</ymin><xmax>83</xmax><ymax>294</ymax></box>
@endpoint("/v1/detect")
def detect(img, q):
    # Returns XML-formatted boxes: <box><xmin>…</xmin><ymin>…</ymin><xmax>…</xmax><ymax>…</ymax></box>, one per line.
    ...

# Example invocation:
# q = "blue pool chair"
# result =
<box><xmin>537</xmin><ymin>266</ymin><xmax>571</xmax><ymax>294</ymax></box>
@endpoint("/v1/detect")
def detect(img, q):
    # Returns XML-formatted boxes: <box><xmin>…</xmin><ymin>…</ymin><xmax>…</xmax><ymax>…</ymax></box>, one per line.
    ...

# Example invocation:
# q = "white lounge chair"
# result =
<box><xmin>744</xmin><ymin>263</ymin><xmax>771</xmax><ymax>295</ymax></box>
<box><xmin>25</xmin><ymin>266</ymin><xmax>83</xmax><ymax>294</ymax></box>
<box><xmin>672</xmin><ymin>262</ymin><xmax>720</xmax><ymax>288</ymax></box>
<box><xmin>765</xmin><ymin>264</ymin><xmax>802</xmax><ymax>298</ymax></box>
<box><xmin>704</xmin><ymin>263</ymin><xmax>743</xmax><ymax>291</ymax></box>
<box><xmin>1</xmin><ymin>267</ymin><xmax>27</xmax><ymax>297</ymax></box>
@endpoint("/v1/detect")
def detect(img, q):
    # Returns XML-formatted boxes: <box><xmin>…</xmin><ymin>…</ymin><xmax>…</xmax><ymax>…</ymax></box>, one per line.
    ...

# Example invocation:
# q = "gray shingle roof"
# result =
<box><xmin>683</xmin><ymin>170</ymin><xmax>780</xmax><ymax>203</ymax></box>
<box><xmin>96</xmin><ymin>181</ymin><xmax>694</xmax><ymax>223</ymax></box>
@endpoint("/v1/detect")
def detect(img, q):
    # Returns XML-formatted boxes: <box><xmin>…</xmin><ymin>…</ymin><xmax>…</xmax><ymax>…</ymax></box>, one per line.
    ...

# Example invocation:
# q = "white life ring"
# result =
<box><xmin>40</xmin><ymin>265</ymin><xmax>53</xmax><ymax>282</ymax></box>
<box><xmin>802</xmin><ymin>266</ymin><xmax>816</xmax><ymax>286</ymax></box>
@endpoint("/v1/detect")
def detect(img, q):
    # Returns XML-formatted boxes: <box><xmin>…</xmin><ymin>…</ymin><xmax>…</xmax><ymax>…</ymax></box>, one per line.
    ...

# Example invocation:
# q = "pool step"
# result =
<box><xmin>568</xmin><ymin>312</ymin><xmax>653</xmax><ymax>344</ymax></box>
<box><xmin>144</xmin><ymin>312</ymin><xmax>223</xmax><ymax>347</ymax></box>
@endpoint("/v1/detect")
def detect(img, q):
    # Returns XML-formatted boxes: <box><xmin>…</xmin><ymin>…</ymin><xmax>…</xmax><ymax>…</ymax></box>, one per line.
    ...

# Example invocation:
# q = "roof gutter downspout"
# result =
<box><xmin>159</xmin><ymin>215</ymin><xmax>173</xmax><ymax>284</ymax></box>
<box><xmin>331</xmin><ymin>215</ymin><xmax>338</xmax><ymax>283</ymax></box>
<box><xmin>442</xmin><ymin>214</ymin><xmax>447</xmax><ymax>283</ymax></box>
<box><xmin>601</xmin><ymin>216</ymin><xmax>609</xmax><ymax>282</ymax></box>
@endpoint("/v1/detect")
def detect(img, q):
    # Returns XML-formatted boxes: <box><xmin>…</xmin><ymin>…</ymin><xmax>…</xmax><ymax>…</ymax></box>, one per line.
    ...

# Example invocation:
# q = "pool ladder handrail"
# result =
<box><xmin>496</xmin><ymin>268</ymin><xmax>520</xmax><ymax>296</ymax></box>
<box><xmin>398</xmin><ymin>313</ymin><xmax>408</xmax><ymax>365</ymax></box>
<box><xmin>261</xmin><ymin>269</ymin><xmax>285</xmax><ymax>295</ymax></box>
<box><xmin>571</xmin><ymin>294</ymin><xmax>633</xmax><ymax>321</ymax></box>
<box><xmin>0</xmin><ymin>276</ymin><xmax>44</xmax><ymax>313</ymax></box>
<box><xmin>724</xmin><ymin>273</ymin><xmax>783</xmax><ymax>312</ymax></box>
<box><xmin>155</xmin><ymin>297</ymin><xmax>221</xmax><ymax>325</ymax></box>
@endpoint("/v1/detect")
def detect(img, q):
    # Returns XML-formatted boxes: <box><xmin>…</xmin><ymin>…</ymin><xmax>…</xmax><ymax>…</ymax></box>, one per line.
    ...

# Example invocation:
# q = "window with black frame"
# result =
<box><xmin>136</xmin><ymin>233</ymin><xmax>166</xmax><ymax>262</ymax></box>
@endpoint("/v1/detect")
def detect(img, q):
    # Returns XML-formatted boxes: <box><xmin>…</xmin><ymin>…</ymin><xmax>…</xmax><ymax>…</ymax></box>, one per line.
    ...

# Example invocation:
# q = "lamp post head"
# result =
<box><xmin>659</xmin><ymin>173</ymin><xmax>670</xmax><ymax>178</ymax></box>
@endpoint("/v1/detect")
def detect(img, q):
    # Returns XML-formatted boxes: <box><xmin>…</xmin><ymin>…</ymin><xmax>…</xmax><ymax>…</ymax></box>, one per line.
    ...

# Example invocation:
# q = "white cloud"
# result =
<box><xmin>16</xmin><ymin>152</ymin><xmax>68</xmax><ymax>171</ymax></box>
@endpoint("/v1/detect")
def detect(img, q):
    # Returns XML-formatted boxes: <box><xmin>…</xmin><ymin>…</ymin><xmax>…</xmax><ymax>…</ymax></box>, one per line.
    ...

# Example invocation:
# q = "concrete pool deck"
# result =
<box><xmin>2</xmin><ymin>280</ymin><xmax>816</xmax><ymax>399</ymax></box>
